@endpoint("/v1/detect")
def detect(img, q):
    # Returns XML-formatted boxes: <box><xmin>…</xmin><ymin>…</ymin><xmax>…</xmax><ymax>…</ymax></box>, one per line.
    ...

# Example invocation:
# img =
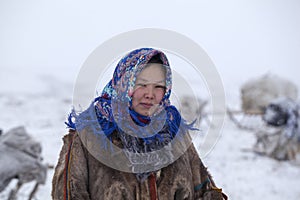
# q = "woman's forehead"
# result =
<box><xmin>136</xmin><ymin>64</ymin><xmax>166</xmax><ymax>82</ymax></box>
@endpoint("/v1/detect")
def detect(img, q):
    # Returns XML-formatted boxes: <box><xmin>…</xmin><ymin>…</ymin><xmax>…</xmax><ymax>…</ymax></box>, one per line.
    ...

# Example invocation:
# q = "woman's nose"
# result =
<box><xmin>145</xmin><ymin>85</ymin><xmax>155</xmax><ymax>99</ymax></box>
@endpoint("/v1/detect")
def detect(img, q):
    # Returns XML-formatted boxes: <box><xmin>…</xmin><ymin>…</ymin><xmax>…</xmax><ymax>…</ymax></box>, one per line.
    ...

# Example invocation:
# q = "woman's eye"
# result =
<box><xmin>155</xmin><ymin>85</ymin><xmax>166</xmax><ymax>90</ymax></box>
<box><xmin>137</xmin><ymin>83</ymin><xmax>147</xmax><ymax>87</ymax></box>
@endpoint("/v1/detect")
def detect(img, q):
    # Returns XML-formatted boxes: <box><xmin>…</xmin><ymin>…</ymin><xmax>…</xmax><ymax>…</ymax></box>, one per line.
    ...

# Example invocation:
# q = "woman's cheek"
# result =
<box><xmin>132</xmin><ymin>87</ymin><xmax>144</xmax><ymax>99</ymax></box>
<box><xmin>156</xmin><ymin>89</ymin><xmax>165</xmax><ymax>102</ymax></box>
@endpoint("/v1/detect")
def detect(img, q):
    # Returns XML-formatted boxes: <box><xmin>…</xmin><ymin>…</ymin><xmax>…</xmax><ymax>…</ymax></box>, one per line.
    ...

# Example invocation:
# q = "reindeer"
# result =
<box><xmin>0</xmin><ymin>126</ymin><xmax>48</xmax><ymax>200</ymax></box>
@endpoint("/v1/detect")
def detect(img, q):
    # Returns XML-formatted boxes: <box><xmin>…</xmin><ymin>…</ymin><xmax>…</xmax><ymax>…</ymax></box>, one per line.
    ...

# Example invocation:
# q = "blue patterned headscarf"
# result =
<box><xmin>94</xmin><ymin>47</ymin><xmax>173</xmax><ymax>132</ymax></box>
<box><xmin>66</xmin><ymin>48</ymin><xmax>195</xmax><ymax>180</ymax></box>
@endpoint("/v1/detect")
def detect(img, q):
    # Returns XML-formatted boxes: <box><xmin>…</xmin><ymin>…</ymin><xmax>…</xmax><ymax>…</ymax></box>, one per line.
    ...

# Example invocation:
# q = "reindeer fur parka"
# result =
<box><xmin>52</xmin><ymin>130</ymin><xmax>226</xmax><ymax>200</ymax></box>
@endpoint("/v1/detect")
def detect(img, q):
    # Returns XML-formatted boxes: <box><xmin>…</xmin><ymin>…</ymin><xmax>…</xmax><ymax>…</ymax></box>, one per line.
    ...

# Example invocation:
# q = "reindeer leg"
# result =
<box><xmin>28</xmin><ymin>183</ymin><xmax>39</xmax><ymax>200</ymax></box>
<box><xmin>8</xmin><ymin>181</ymin><xmax>23</xmax><ymax>200</ymax></box>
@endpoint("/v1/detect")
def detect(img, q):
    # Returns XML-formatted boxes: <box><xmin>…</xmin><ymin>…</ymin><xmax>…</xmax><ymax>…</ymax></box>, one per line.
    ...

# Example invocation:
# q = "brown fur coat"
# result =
<box><xmin>52</xmin><ymin>130</ymin><xmax>226</xmax><ymax>200</ymax></box>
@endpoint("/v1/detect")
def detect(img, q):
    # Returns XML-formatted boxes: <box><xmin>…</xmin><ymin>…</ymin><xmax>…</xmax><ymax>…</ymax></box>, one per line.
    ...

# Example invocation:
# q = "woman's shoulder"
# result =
<box><xmin>59</xmin><ymin>129</ymin><xmax>88</xmax><ymax>155</ymax></box>
<box><xmin>60</xmin><ymin>129</ymin><xmax>78</xmax><ymax>145</ymax></box>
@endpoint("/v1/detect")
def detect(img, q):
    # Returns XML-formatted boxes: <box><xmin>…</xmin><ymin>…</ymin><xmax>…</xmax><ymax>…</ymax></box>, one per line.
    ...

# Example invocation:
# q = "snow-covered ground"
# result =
<box><xmin>0</xmin><ymin>66</ymin><xmax>300</xmax><ymax>200</ymax></box>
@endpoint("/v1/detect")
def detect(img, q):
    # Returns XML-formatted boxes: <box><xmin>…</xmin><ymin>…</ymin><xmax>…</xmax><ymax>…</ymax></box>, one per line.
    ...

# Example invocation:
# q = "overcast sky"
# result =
<box><xmin>1</xmin><ymin>0</ymin><xmax>300</xmax><ymax>95</ymax></box>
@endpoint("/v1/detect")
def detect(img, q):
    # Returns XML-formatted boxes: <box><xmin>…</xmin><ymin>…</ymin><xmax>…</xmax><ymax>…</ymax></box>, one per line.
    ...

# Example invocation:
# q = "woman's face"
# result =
<box><xmin>131</xmin><ymin>63</ymin><xmax>166</xmax><ymax>116</ymax></box>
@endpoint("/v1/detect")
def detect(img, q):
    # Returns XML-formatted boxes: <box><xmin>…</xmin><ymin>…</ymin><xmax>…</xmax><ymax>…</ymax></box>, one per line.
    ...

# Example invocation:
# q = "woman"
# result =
<box><xmin>52</xmin><ymin>48</ymin><xmax>227</xmax><ymax>200</ymax></box>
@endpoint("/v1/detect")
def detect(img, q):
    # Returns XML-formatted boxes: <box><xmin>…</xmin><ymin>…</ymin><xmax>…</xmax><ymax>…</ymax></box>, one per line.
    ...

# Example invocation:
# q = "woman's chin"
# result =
<box><xmin>148</xmin><ymin>105</ymin><xmax>161</xmax><ymax>116</ymax></box>
<box><xmin>134</xmin><ymin>104</ymin><xmax>160</xmax><ymax>117</ymax></box>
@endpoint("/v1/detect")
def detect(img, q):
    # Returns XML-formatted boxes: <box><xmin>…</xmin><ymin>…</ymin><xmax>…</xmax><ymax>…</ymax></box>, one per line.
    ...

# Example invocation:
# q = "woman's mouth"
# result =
<box><xmin>140</xmin><ymin>103</ymin><xmax>153</xmax><ymax>109</ymax></box>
